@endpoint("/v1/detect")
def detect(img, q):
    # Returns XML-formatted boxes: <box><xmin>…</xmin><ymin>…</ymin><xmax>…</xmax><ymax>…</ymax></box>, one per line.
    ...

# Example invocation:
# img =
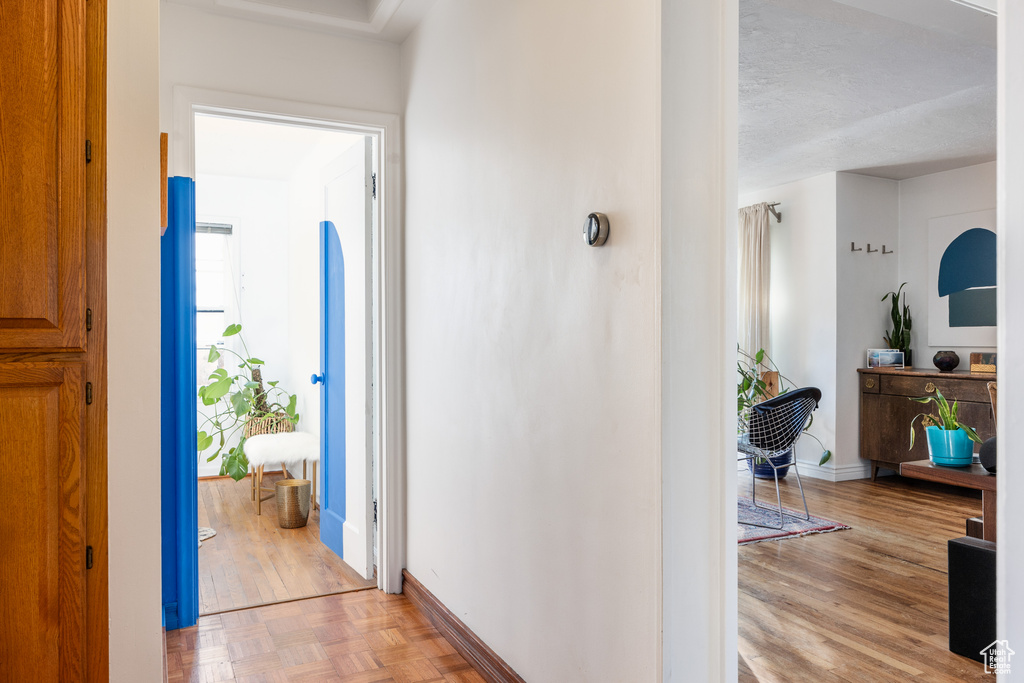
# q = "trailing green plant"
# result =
<box><xmin>737</xmin><ymin>347</ymin><xmax>832</xmax><ymax>466</ymax></box>
<box><xmin>908</xmin><ymin>387</ymin><xmax>983</xmax><ymax>449</ymax></box>
<box><xmin>881</xmin><ymin>282</ymin><xmax>912</xmax><ymax>352</ymax></box>
<box><xmin>196</xmin><ymin>323</ymin><xmax>299</xmax><ymax>481</ymax></box>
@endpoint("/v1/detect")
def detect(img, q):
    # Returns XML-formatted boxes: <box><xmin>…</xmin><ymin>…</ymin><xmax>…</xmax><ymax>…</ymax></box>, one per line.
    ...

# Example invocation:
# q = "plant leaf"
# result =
<box><xmin>223</xmin><ymin>323</ymin><xmax>242</xmax><ymax>337</ymax></box>
<box><xmin>230</xmin><ymin>392</ymin><xmax>250</xmax><ymax>417</ymax></box>
<box><xmin>819</xmin><ymin>450</ymin><xmax>832</xmax><ymax>466</ymax></box>
<box><xmin>197</xmin><ymin>431</ymin><xmax>213</xmax><ymax>451</ymax></box>
<box><xmin>247</xmin><ymin>357</ymin><xmax>265</xmax><ymax>365</ymax></box>
<box><xmin>268</xmin><ymin>380</ymin><xmax>279</xmax><ymax>387</ymax></box>
<box><xmin>208</xmin><ymin>345</ymin><xmax>221</xmax><ymax>362</ymax></box>
<box><xmin>205</xmin><ymin>377</ymin><xmax>232</xmax><ymax>400</ymax></box>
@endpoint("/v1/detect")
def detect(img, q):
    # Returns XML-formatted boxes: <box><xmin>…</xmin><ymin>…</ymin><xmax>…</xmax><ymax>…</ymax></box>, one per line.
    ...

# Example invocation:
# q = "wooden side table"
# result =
<box><xmin>900</xmin><ymin>460</ymin><xmax>997</xmax><ymax>542</ymax></box>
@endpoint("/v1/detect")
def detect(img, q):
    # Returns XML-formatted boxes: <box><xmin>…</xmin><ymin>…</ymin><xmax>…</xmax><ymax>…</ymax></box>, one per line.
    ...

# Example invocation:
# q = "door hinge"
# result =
<box><xmin>86</xmin><ymin>382</ymin><xmax>93</xmax><ymax>405</ymax></box>
<box><xmin>86</xmin><ymin>140</ymin><xmax>92</xmax><ymax>164</ymax></box>
<box><xmin>86</xmin><ymin>308</ymin><xmax>92</xmax><ymax>332</ymax></box>
<box><xmin>86</xmin><ymin>546</ymin><xmax>93</xmax><ymax>570</ymax></box>
<box><xmin>371</xmin><ymin>173</ymin><xmax>377</xmax><ymax>200</ymax></box>
<box><xmin>373</xmin><ymin>499</ymin><xmax>378</xmax><ymax>524</ymax></box>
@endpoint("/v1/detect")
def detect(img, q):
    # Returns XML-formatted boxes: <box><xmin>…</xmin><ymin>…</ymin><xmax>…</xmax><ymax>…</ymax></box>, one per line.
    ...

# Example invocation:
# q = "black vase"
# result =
<box><xmin>979</xmin><ymin>437</ymin><xmax>997</xmax><ymax>474</ymax></box>
<box><xmin>933</xmin><ymin>350</ymin><xmax>960</xmax><ymax>372</ymax></box>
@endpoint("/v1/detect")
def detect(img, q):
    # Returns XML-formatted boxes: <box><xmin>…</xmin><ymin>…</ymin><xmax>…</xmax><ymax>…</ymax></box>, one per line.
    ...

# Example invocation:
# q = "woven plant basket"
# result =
<box><xmin>243</xmin><ymin>411</ymin><xmax>295</xmax><ymax>439</ymax></box>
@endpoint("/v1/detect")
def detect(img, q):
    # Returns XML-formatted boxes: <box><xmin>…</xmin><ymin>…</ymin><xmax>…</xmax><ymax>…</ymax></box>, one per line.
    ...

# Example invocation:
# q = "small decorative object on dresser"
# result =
<box><xmin>909</xmin><ymin>387</ymin><xmax>984</xmax><ymax>467</ymax></box>
<box><xmin>970</xmin><ymin>352</ymin><xmax>997</xmax><ymax>373</ymax></box>
<box><xmin>933</xmin><ymin>350</ymin><xmax>960</xmax><ymax>372</ymax></box>
<box><xmin>867</xmin><ymin>349</ymin><xmax>904</xmax><ymax>368</ymax></box>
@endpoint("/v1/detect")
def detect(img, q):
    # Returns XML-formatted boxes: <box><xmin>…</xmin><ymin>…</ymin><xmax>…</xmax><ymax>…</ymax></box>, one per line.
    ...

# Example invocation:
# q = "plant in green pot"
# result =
<box><xmin>196</xmin><ymin>323</ymin><xmax>299</xmax><ymax>480</ymax></box>
<box><xmin>881</xmin><ymin>282</ymin><xmax>913</xmax><ymax>367</ymax></box>
<box><xmin>908</xmin><ymin>388</ymin><xmax>982</xmax><ymax>466</ymax></box>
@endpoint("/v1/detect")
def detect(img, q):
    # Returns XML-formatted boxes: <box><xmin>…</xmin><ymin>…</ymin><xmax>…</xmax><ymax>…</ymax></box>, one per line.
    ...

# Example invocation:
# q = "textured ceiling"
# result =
<box><xmin>739</xmin><ymin>0</ymin><xmax>997</xmax><ymax>193</ymax></box>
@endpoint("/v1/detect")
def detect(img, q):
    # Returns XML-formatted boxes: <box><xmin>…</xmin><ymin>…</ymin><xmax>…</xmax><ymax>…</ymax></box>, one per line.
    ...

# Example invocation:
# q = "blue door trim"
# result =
<box><xmin>320</xmin><ymin>221</ymin><xmax>346</xmax><ymax>558</ymax></box>
<box><xmin>161</xmin><ymin>177</ymin><xmax>199</xmax><ymax>631</ymax></box>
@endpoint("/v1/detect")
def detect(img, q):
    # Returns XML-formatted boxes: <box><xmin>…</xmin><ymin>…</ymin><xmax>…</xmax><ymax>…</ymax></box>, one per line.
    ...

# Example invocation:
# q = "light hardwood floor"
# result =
<box><xmin>738</xmin><ymin>471</ymin><xmax>991</xmax><ymax>682</ymax></box>
<box><xmin>198</xmin><ymin>473</ymin><xmax>376</xmax><ymax>615</ymax></box>
<box><xmin>166</xmin><ymin>588</ymin><xmax>487</xmax><ymax>683</ymax></box>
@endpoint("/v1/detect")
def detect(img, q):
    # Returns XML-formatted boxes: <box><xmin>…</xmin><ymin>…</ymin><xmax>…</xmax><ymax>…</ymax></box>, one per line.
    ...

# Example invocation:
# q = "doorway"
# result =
<box><xmin>191</xmin><ymin>112</ymin><xmax>376</xmax><ymax>615</ymax></box>
<box><xmin>162</xmin><ymin>91</ymin><xmax>404</xmax><ymax>630</ymax></box>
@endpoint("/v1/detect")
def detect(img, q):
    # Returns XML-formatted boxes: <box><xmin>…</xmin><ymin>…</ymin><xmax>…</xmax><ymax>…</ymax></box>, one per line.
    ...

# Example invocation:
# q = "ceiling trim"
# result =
<box><xmin>947</xmin><ymin>0</ymin><xmax>996</xmax><ymax>15</ymax></box>
<box><xmin>212</xmin><ymin>0</ymin><xmax>403</xmax><ymax>34</ymax></box>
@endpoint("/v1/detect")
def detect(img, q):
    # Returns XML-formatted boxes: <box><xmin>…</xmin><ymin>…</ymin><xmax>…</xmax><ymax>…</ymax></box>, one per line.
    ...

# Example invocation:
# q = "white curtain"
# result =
<box><xmin>738</xmin><ymin>203</ymin><xmax>771</xmax><ymax>359</ymax></box>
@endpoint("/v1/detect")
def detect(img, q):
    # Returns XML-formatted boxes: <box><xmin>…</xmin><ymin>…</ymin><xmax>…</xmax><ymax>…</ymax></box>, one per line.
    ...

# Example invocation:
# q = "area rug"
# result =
<box><xmin>198</xmin><ymin>527</ymin><xmax>217</xmax><ymax>548</ymax></box>
<box><xmin>738</xmin><ymin>497</ymin><xmax>850</xmax><ymax>545</ymax></box>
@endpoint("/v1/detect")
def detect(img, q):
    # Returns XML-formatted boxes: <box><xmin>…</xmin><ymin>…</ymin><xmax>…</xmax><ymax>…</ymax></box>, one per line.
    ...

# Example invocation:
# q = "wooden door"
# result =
<box><xmin>0</xmin><ymin>363</ymin><xmax>86</xmax><ymax>681</ymax></box>
<box><xmin>0</xmin><ymin>0</ymin><xmax>87</xmax><ymax>351</ymax></box>
<box><xmin>0</xmin><ymin>0</ymin><xmax>104</xmax><ymax>679</ymax></box>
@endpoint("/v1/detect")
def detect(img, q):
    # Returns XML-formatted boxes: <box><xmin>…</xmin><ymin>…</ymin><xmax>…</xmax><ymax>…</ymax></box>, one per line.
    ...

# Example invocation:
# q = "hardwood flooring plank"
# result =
<box><xmin>739</xmin><ymin>472</ymin><xmax>990</xmax><ymax>682</ymax></box>
<box><xmin>198</xmin><ymin>475</ymin><xmax>375</xmax><ymax>615</ymax></box>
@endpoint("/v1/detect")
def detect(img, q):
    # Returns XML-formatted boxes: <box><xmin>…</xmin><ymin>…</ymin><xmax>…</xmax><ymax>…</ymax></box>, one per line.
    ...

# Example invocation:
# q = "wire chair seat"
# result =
<box><xmin>737</xmin><ymin>387</ymin><xmax>821</xmax><ymax>530</ymax></box>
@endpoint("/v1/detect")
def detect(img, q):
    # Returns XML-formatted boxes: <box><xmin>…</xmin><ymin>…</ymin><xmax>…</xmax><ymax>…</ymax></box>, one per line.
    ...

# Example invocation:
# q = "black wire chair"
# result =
<box><xmin>737</xmin><ymin>387</ymin><xmax>821</xmax><ymax>529</ymax></box>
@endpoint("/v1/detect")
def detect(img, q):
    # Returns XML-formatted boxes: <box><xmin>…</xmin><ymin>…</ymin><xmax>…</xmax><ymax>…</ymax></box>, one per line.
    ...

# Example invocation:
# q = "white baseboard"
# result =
<box><xmin>792</xmin><ymin>459</ymin><xmax>873</xmax><ymax>482</ymax></box>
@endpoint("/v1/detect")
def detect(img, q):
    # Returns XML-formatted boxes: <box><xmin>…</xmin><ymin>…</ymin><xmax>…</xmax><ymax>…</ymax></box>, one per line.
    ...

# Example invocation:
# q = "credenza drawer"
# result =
<box><xmin>861</xmin><ymin>373</ymin><xmax>880</xmax><ymax>393</ymax></box>
<box><xmin>880</xmin><ymin>374</ymin><xmax>991</xmax><ymax>403</ymax></box>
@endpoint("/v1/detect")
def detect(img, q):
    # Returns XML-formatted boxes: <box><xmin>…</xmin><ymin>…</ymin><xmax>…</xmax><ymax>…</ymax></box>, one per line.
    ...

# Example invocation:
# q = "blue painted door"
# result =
<box><xmin>318</xmin><ymin>221</ymin><xmax>346</xmax><ymax>558</ymax></box>
<box><xmin>161</xmin><ymin>177</ymin><xmax>198</xmax><ymax>630</ymax></box>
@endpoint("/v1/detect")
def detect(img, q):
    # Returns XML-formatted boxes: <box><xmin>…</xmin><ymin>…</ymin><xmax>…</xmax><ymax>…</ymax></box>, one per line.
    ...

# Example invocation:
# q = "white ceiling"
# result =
<box><xmin>739</xmin><ymin>0</ymin><xmax>997</xmax><ymax>193</ymax></box>
<box><xmin>194</xmin><ymin>114</ymin><xmax>362</xmax><ymax>180</ymax></box>
<box><xmin>167</xmin><ymin>0</ymin><xmax>435</xmax><ymax>42</ymax></box>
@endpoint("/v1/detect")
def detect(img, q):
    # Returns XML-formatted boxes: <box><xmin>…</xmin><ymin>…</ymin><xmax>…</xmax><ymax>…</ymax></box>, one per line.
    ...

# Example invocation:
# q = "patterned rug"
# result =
<box><xmin>198</xmin><ymin>527</ymin><xmax>217</xmax><ymax>548</ymax></box>
<box><xmin>738</xmin><ymin>497</ymin><xmax>850</xmax><ymax>545</ymax></box>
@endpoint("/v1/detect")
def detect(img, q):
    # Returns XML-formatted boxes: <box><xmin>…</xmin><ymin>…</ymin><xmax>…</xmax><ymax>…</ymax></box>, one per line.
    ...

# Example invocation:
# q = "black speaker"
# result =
<box><xmin>948</xmin><ymin>536</ymin><xmax>996</xmax><ymax>662</ymax></box>
<box><xmin>979</xmin><ymin>436</ymin><xmax>997</xmax><ymax>473</ymax></box>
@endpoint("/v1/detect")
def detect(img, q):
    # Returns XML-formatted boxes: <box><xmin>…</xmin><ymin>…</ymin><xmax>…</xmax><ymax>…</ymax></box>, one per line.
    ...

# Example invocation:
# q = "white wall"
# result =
<box><xmin>836</xmin><ymin>174</ymin><xmax>900</xmax><ymax>478</ymax></box>
<box><xmin>194</xmin><ymin>174</ymin><xmax>293</xmax><ymax>476</ymax></box>
<box><xmin>897</xmin><ymin>161</ymin><xmax>997</xmax><ymax>362</ymax></box>
<box><xmin>997</xmin><ymin>0</ymin><xmax>1024</xmax><ymax>663</ymax></box>
<box><xmin>160</xmin><ymin>2</ymin><xmax>402</xmax><ymax>134</ymax></box>
<box><xmin>662</xmin><ymin>0</ymin><xmax>738</xmax><ymax>678</ymax></box>
<box><xmin>108</xmin><ymin>0</ymin><xmax>164</xmax><ymax>679</ymax></box>
<box><xmin>740</xmin><ymin>173</ymin><xmax>839</xmax><ymax>478</ymax></box>
<box><xmin>401</xmin><ymin>0</ymin><xmax>661</xmax><ymax>680</ymax></box>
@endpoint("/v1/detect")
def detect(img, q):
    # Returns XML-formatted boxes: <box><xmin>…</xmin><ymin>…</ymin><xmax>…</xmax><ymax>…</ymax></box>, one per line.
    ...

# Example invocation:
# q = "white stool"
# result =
<box><xmin>245</xmin><ymin>432</ymin><xmax>320</xmax><ymax>515</ymax></box>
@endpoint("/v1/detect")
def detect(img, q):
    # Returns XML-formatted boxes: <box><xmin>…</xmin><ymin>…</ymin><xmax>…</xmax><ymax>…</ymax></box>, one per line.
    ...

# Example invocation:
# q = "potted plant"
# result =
<box><xmin>738</xmin><ymin>348</ymin><xmax>832</xmax><ymax>478</ymax></box>
<box><xmin>196</xmin><ymin>323</ymin><xmax>299</xmax><ymax>480</ymax></box>
<box><xmin>908</xmin><ymin>387</ymin><xmax>982</xmax><ymax>466</ymax></box>
<box><xmin>881</xmin><ymin>282</ymin><xmax>913</xmax><ymax>367</ymax></box>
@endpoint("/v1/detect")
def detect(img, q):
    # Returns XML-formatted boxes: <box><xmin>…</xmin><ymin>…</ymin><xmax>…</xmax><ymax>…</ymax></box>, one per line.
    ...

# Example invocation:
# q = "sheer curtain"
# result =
<box><xmin>738</xmin><ymin>202</ymin><xmax>772</xmax><ymax>358</ymax></box>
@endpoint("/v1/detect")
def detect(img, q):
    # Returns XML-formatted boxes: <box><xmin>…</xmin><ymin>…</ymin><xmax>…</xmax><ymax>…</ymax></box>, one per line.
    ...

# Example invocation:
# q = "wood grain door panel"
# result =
<box><xmin>0</xmin><ymin>363</ymin><xmax>85</xmax><ymax>682</ymax></box>
<box><xmin>0</xmin><ymin>0</ymin><xmax>86</xmax><ymax>351</ymax></box>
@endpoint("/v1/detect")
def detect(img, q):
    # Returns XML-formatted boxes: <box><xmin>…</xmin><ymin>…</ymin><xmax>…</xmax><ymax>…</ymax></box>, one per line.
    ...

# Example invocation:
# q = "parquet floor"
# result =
<box><xmin>738</xmin><ymin>471</ymin><xmax>991</xmax><ymax>682</ymax></box>
<box><xmin>166</xmin><ymin>588</ymin><xmax>487</xmax><ymax>683</ymax></box>
<box><xmin>199</xmin><ymin>474</ymin><xmax>375</xmax><ymax>614</ymax></box>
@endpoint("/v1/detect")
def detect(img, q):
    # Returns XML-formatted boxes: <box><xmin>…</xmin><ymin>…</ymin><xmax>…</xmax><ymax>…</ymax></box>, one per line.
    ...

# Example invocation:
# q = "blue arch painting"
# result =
<box><xmin>938</xmin><ymin>227</ymin><xmax>996</xmax><ymax>328</ymax></box>
<box><xmin>319</xmin><ymin>220</ymin><xmax>347</xmax><ymax>560</ymax></box>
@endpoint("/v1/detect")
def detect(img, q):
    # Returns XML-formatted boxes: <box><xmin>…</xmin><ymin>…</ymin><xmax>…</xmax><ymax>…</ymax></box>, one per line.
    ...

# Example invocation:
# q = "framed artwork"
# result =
<box><xmin>867</xmin><ymin>349</ymin><xmax>904</xmax><ymax>368</ymax></box>
<box><xmin>927</xmin><ymin>209</ymin><xmax>997</xmax><ymax>347</ymax></box>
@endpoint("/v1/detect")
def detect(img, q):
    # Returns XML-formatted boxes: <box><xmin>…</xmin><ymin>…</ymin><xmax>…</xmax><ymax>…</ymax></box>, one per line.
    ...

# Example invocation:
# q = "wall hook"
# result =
<box><xmin>851</xmin><ymin>242</ymin><xmax>862</xmax><ymax>252</ymax></box>
<box><xmin>882</xmin><ymin>245</ymin><xmax>894</xmax><ymax>255</ymax></box>
<box><xmin>866</xmin><ymin>243</ymin><xmax>878</xmax><ymax>253</ymax></box>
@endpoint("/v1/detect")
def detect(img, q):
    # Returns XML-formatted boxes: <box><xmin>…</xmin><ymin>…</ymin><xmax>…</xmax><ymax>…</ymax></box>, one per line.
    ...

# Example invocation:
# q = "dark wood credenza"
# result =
<box><xmin>858</xmin><ymin>368</ymin><xmax>996</xmax><ymax>480</ymax></box>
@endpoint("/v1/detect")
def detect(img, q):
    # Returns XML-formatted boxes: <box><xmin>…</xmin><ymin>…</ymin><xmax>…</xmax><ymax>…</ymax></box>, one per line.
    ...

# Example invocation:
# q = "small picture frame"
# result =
<box><xmin>867</xmin><ymin>349</ymin><xmax>905</xmax><ymax>369</ymax></box>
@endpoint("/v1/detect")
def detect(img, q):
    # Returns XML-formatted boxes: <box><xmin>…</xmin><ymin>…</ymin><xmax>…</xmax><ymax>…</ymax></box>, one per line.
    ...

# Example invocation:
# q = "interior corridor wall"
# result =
<box><xmin>401</xmin><ymin>1</ymin><xmax>660</xmax><ymax>679</ymax></box>
<box><xmin>109</xmin><ymin>0</ymin><xmax>163</xmax><ymax>678</ymax></box>
<box><xmin>835</xmin><ymin>173</ymin><xmax>899</xmax><ymax>479</ymax></box>
<box><xmin>740</xmin><ymin>173</ymin><xmax>839</xmax><ymax>479</ymax></box>
<box><xmin>897</xmin><ymin>161</ymin><xmax>997</xmax><ymax>362</ymax></box>
<box><xmin>159</xmin><ymin>3</ymin><xmax>402</xmax><ymax>140</ymax></box>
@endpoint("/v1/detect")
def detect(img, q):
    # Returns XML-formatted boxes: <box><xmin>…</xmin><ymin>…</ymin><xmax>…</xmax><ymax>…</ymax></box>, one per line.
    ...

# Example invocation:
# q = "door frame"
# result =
<box><xmin>171</xmin><ymin>86</ymin><xmax>405</xmax><ymax>595</ymax></box>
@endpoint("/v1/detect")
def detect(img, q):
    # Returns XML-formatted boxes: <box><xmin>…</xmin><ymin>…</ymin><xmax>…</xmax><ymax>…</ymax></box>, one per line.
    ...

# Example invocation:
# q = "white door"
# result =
<box><xmin>322</xmin><ymin>137</ymin><xmax>374</xmax><ymax>580</ymax></box>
